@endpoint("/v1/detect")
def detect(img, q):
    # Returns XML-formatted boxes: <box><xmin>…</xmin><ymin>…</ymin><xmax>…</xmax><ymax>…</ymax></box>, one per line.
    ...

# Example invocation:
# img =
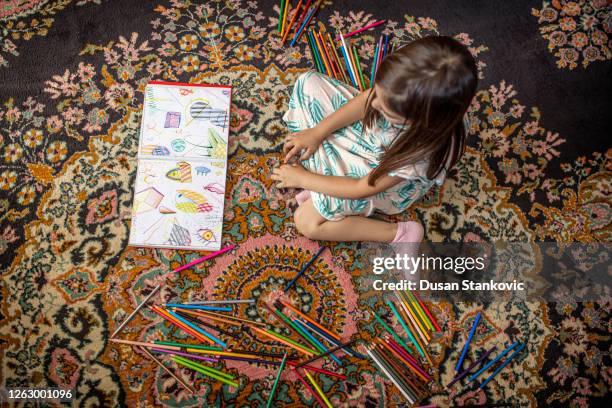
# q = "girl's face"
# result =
<box><xmin>371</xmin><ymin>85</ymin><xmax>409</xmax><ymax>127</ymax></box>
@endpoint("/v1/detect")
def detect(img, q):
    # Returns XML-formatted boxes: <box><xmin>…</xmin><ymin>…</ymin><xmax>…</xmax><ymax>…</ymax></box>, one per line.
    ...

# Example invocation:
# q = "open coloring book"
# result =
<box><xmin>128</xmin><ymin>81</ymin><xmax>232</xmax><ymax>251</ymax></box>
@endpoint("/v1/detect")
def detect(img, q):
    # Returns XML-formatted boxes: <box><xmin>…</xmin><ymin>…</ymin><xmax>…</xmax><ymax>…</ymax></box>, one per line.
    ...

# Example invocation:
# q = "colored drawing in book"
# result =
<box><xmin>166</xmin><ymin>220</ymin><xmax>191</xmax><ymax>247</ymax></box>
<box><xmin>210</xmin><ymin>162</ymin><xmax>225</xmax><ymax>168</ymax></box>
<box><xmin>203</xmin><ymin>183</ymin><xmax>224</xmax><ymax>195</ymax></box>
<box><xmin>179</xmin><ymin>88</ymin><xmax>193</xmax><ymax>96</ymax></box>
<box><xmin>208</xmin><ymin>128</ymin><xmax>228</xmax><ymax>159</ymax></box>
<box><xmin>196</xmin><ymin>228</ymin><xmax>217</xmax><ymax>244</ymax></box>
<box><xmin>188</xmin><ymin>100</ymin><xmax>229</xmax><ymax>130</ymax></box>
<box><xmin>166</xmin><ymin>161</ymin><xmax>192</xmax><ymax>182</ymax></box>
<box><xmin>195</xmin><ymin>166</ymin><xmax>211</xmax><ymax>176</ymax></box>
<box><xmin>133</xmin><ymin>187</ymin><xmax>164</xmax><ymax>214</ymax></box>
<box><xmin>175</xmin><ymin>189</ymin><xmax>213</xmax><ymax>213</ymax></box>
<box><xmin>141</xmin><ymin>144</ymin><xmax>170</xmax><ymax>156</ymax></box>
<box><xmin>164</xmin><ymin>111</ymin><xmax>181</xmax><ymax>128</ymax></box>
<box><xmin>171</xmin><ymin>139</ymin><xmax>186</xmax><ymax>152</ymax></box>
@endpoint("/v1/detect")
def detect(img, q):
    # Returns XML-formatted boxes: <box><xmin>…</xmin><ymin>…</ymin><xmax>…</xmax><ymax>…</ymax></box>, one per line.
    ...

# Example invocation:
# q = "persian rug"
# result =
<box><xmin>1</xmin><ymin>0</ymin><xmax>610</xmax><ymax>406</ymax></box>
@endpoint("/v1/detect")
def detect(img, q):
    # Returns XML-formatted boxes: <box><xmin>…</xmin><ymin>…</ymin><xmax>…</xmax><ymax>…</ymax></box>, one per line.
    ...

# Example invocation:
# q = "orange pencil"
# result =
<box><xmin>319</xmin><ymin>31</ymin><xmax>339</xmax><ymax>79</ymax></box>
<box><xmin>346</xmin><ymin>39</ymin><xmax>362</xmax><ymax>91</ymax></box>
<box><xmin>327</xmin><ymin>33</ymin><xmax>348</xmax><ymax>83</ymax></box>
<box><xmin>280</xmin><ymin>0</ymin><xmax>290</xmax><ymax>36</ymax></box>
<box><xmin>278</xmin><ymin>300</ymin><xmax>341</xmax><ymax>341</ymax></box>
<box><xmin>312</xmin><ymin>30</ymin><xmax>331</xmax><ymax>77</ymax></box>
<box><xmin>174</xmin><ymin>308</ymin><xmax>241</xmax><ymax>327</ymax></box>
<box><xmin>398</xmin><ymin>292</ymin><xmax>430</xmax><ymax>342</ymax></box>
<box><xmin>151</xmin><ymin>306</ymin><xmax>214</xmax><ymax>345</ymax></box>
<box><xmin>251</xmin><ymin>326</ymin><xmax>315</xmax><ymax>357</ymax></box>
<box><xmin>281</xmin><ymin>0</ymin><xmax>302</xmax><ymax>44</ymax></box>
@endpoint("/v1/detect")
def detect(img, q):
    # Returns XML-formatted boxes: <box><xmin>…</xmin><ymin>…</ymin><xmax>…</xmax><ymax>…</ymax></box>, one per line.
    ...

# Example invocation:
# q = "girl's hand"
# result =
<box><xmin>271</xmin><ymin>164</ymin><xmax>307</xmax><ymax>189</ymax></box>
<box><xmin>283</xmin><ymin>127</ymin><xmax>327</xmax><ymax>163</ymax></box>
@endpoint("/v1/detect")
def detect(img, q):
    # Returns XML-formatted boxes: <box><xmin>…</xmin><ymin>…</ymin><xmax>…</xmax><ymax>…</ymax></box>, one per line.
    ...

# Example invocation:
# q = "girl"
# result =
<box><xmin>271</xmin><ymin>36</ymin><xmax>477</xmax><ymax>243</ymax></box>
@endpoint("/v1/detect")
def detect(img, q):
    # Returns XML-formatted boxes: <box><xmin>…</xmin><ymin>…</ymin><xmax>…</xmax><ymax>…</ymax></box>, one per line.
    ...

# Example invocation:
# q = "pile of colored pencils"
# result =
<box><xmin>367</xmin><ymin>290</ymin><xmax>440</xmax><ymax>403</ymax></box>
<box><xmin>277</xmin><ymin>0</ymin><xmax>323</xmax><ymax>46</ymax></box>
<box><xmin>371</xmin><ymin>33</ymin><xmax>391</xmax><ymax>85</ymax></box>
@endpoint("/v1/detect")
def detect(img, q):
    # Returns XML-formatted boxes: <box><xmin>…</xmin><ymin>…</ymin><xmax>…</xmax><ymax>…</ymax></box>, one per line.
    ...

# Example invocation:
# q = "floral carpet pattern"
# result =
<box><xmin>1</xmin><ymin>0</ymin><xmax>610</xmax><ymax>407</ymax></box>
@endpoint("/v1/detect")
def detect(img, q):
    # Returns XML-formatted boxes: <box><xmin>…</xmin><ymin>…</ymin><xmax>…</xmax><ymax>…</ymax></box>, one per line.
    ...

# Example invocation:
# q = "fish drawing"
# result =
<box><xmin>175</xmin><ymin>189</ymin><xmax>213</xmax><ymax>213</ymax></box>
<box><xmin>141</xmin><ymin>144</ymin><xmax>170</xmax><ymax>156</ymax></box>
<box><xmin>166</xmin><ymin>221</ymin><xmax>191</xmax><ymax>247</ymax></box>
<box><xmin>166</xmin><ymin>161</ymin><xmax>192</xmax><ymax>182</ymax></box>
<box><xmin>196</xmin><ymin>228</ymin><xmax>217</xmax><ymax>243</ymax></box>
<box><xmin>195</xmin><ymin>166</ymin><xmax>211</xmax><ymax>176</ymax></box>
<box><xmin>203</xmin><ymin>183</ymin><xmax>224</xmax><ymax>195</ymax></box>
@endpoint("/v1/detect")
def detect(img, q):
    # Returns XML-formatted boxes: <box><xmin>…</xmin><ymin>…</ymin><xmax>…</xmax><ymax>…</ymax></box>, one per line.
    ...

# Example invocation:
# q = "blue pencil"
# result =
<box><xmin>383</xmin><ymin>34</ymin><xmax>389</xmax><ymax>58</ymax></box>
<box><xmin>290</xmin><ymin>6</ymin><xmax>315</xmax><ymax>47</ymax></box>
<box><xmin>165</xmin><ymin>304</ymin><xmax>233</xmax><ymax>312</ymax></box>
<box><xmin>456</xmin><ymin>312</ymin><xmax>481</xmax><ymax>372</ymax></box>
<box><xmin>387</xmin><ymin>300</ymin><xmax>424</xmax><ymax>358</ymax></box>
<box><xmin>370</xmin><ymin>41</ymin><xmax>380</xmax><ymax>84</ymax></box>
<box><xmin>302</xmin><ymin>320</ymin><xmax>366</xmax><ymax>359</ymax></box>
<box><xmin>293</xmin><ymin>319</ymin><xmax>342</xmax><ymax>366</ymax></box>
<box><xmin>308</xmin><ymin>31</ymin><xmax>323</xmax><ymax>73</ymax></box>
<box><xmin>284</xmin><ymin>246</ymin><xmax>325</xmax><ymax>292</ymax></box>
<box><xmin>338</xmin><ymin>42</ymin><xmax>358</xmax><ymax>88</ymax></box>
<box><xmin>165</xmin><ymin>309</ymin><xmax>227</xmax><ymax>348</ymax></box>
<box><xmin>479</xmin><ymin>342</ymin><xmax>526</xmax><ymax>389</ymax></box>
<box><xmin>468</xmin><ymin>342</ymin><xmax>518</xmax><ymax>382</ymax></box>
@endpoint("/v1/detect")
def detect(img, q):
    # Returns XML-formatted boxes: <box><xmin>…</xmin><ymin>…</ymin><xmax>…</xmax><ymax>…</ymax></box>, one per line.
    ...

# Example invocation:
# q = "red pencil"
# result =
<box><xmin>293</xmin><ymin>0</ymin><xmax>312</xmax><ymax>33</ymax></box>
<box><xmin>281</xmin><ymin>0</ymin><xmax>302</xmax><ymax>45</ymax></box>
<box><xmin>336</xmin><ymin>20</ymin><xmax>386</xmax><ymax>40</ymax></box>
<box><xmin>414</xmin><ymin>292</ymin><xmax>442</xmax><ymax>332</ymax></box>
<box><xmin>287</xmin><ymin>360</ymin><xmax>346</xmax><ymax>380</ymax></box>
<box><xmin>296</xmin><ymin>0</ymin><xmax>321</xmax><ymax>43</ymax></box>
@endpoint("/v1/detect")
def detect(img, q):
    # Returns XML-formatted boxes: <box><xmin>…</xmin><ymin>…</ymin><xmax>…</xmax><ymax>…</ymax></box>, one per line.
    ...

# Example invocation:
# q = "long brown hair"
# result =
<box><xmin>364</xmin><ymin>36</ymin><xmax>478</xmax><ymax>185</ymax></box>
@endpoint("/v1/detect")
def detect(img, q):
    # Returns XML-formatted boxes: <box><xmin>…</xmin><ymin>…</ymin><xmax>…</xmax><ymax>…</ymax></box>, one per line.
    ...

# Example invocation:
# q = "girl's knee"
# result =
<box><xmin>294</xmin><ymin>206</ymin><xmax>319</xmax><ymax>239</ymax></box>
<box><xmin>296</xmin><ymin>71</ymin><xmax>326</xmax><ymax>99</ymax></box>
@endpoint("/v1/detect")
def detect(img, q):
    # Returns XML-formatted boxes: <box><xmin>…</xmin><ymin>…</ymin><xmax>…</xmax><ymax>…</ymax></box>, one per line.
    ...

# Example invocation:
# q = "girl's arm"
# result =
<box><xmin>272</xmin><ymin>164</ymin><xmax>405</xmax><ymax>199</ymax></box>
<box><xmin>284</xmin><ymin>89</ymin><xmax>372</xmax><ymax>162</ymax></box>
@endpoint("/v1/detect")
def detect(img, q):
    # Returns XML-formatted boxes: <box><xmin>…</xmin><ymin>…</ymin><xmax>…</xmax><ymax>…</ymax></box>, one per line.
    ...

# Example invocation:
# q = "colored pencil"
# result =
<box><xmin>280</xmin><ymin>0</ymin><xmax>289</xmax><ymax>35</ymax></box>
<box><xmin>468</xmin><ymin>342</ymin><xmax>519</xmax><ymax>382</ymax></box>
<box><xmin>186</xmin><ymin>348</ymin><xmax>275</xmax><ymax>359</ymax></box>
<box><xmin>174</xmin><ymin>310</ymin><xmax>237</xmax><ymax>339</ymax></box>
<box><xmin>353</xmin><ymin>45</ymin><xmax>366</xmax><ymax>89</ymax></box>
<box><xmin>294</xmin><ymin>368</ymin><xmax>327</xmax><ymax>408</ymax></box>
<box><xmin>175</xmin><ymin>356</ymin><xmax>235</xmax><ymax>381</ymax></box>
<box><xmin>319</xmin><ymin>32</ymin><xmax>339</xmax><ymax>79</ymax></box>
<box><xmin>295</xmin><ymin>0</ymin><xmax>321</xmax><ymax>44</ymax></box>
<box><xmin>339</xmin><ymin>33</ymin><xmax>359</xmax><ymax>88</ymax></box>
<box><xmin>413</xmin><ymin>292</ymin><xmax>441</xmax><ymax>332</ymax></box>
<box><xmin>375</xmin><ymin>35</ymin><xmax>384</xmax><ymax>77</ymax></box>
<box><xmin>376</xmin><ymin>345</ymin><xmax>424</xmax><ymax>397</ymax></box>
<box><xmin>328</xmin><ymin>33</ymin><xmax>348</xmax><ymax>82</ymax></box>
<box><xmin>110</xmin><ymin>338</ymin><xmax>180</xmax><ymax>350</ymax></box>
<box><xmin>271</xmin><ymin>306</ymin><xmax>325</xmax><ymax>354</ymax></box>
<box><xmin>447</xmin><ymin>346</ymin><xmax>497</xmax><ymax>387</ymax></box>
<box><xmin>387</xmin><ymin>300</ymin><xmax>424</xmax><ymax>357</ymax></box>
<box><xmin>111</xmin><ymin>284</ymin><xmax>161</xmax><ymax>338</ymax></box>
<box><xmin>166</xmin><ymin>304</ymin><xmax>232</xmax><ymax>312</ymax></box>
<box><xmin>185</xmin><ymin>299</ymin><xmax>255</xmax><ymax>305</ymax></box>
<box><xmin>347</xmin><ymin>42</ymin><xmax>362</xmax><ymax>90</ymax></box>
<box><xmin>277</xmin><ymin>0</ymin><xmax>286</xmax><ymax>33</ymax></box>
<box><xmin>336</xmin><ymin>20</ymin><xmax>386</xmax><ymax>40</ymax></box>
<box><xmin>312</xmin><ymin>30</ymin><xmax>331</xmax><ymax>77</ymax></box>
<box><xmin>479</xmin><ymin>343</ymin><xmax>525</xmax><ymax>389</ymax></box>
<box><xmin>252</xmin><ymin>326</ymin><xmax>316</xmax><ymax>356</ymax></box>
<box><xmin>307</xmin><ymin>31</ymin><xmax>322</xmax><ymax>72</ymax></box>
<box><xmin>166</xmin><ymin>308</ymin><xmax>227</xmax><ymax>347</ymax></box>
<box><xmin>383</xmin><ymin>34</ymin><xmax>389</xmax><ymax>59</ymax></box>
<box><xmin>405</xmin><ymin>291</ymin><xmax>433</xmax><ymax>333</ymax></box>
<box><xmin>383</xmin><ymin>339</ymin><xmax>430</xmax><ymax>381</ymax></box>
<box><xmin>399</xmin><ymin>292</ymin><xmax>430</xmax><ymax>342</ymax></box>
<box><xmin>290</xmin><ymin>5</ymin><xmax>315</xmax><ymax>47</ymax></box>
<box><xmin>293</xmin><ymin>319</ymin><xmax>342</xmax><ymax>366</ymax></box>
<box><xmin>296</xmin><ymin>338</ymin><xmax>356</xmax><ymax>367</ymax></box>
<box><xmin>173</xmin><ymin>308</ymin><xmax>242</xmax><ymax>327</ymax></box>
<box><xmin>285</xmin><ymin>246</ymin><xmax>326</xmax><ymax>292</ymax></box>
<box><xmin>293</xmin><ymin>0</ymin><xmax>312</xmax><ymax>33</ymax></box>
<box><xmin>398</xmin><ymin>294</ymin><xmax>430</xmax><ymax>344</ymax></box>
<box><xmin>154</xmin><ymin>340</ymin><xmax>222</xmax><ymax>351</ymax></box>
<box><xmin>184</xmin><ymin>308</ymin><xmax>266</xmax><ymax>327</ymax></box>
<box><xmin>370</xmin><ymin>40</ymin><xmax>379</xmax><ymax>84</ymax></box>
<box><xmin>371</xmin><ymin>309</ymin><xmax>412</xmax><ymax>352</ymax></box>
<box><xmin>266</xmin><ymin>352</ymin><xmax>288</xmax><ymax>408</ymax></box>
<box><xmin>150</xmin><ymin>306</ymin><xmax>213</xmax><ymax>344</ymax></box>
<box><xmin>229</xmin><ymin>348</ymin><xmax>297</xmax><ymax>359</ymax></box>
<box><xmin>173</xmin><ymin>356</ymin><xmax>239</xmax><ymax>387</ymax></box>
<box><xmin>281</xmin><ymin>0</ymin><xmax>301</xmax><ymax>44</ymax></box>
<box><xmin>287</xmin><ymin>361</ymin><xmax>346</xmax><ymax>379</ymax></box>
<box><xmin>395</xmin><ymin>301</ymin><xmax>432</xmax><ymax>364</ymax></box>
<box><xmin>455</xmin><ymin>312</ymin><xmax>481</xmax><ymax>372</ymax></box>
<box><xmin>150</xmin><ymin>347</ymin><xmax>218</xmax><ymax>363</ymax></box>
<box><xmin>216</xmin><ymin>355</ymin><xmax>282</xmax><ymax>366</ymax></box>
<box><xmin>367</xmin><ymin>346</ymin><xmax>415</xmax><ymax>404</ymax></box>
<box><xmin>302</xmin><ymin>320</ymin><xmax>366</xmax><ymax>359</ymax></box>
<box><xmin>171</xmin><ymin>245</ymin><xmax>235</xmax><ymax>274</ymax></box>
<box><xmin>304</xmin><ymin>371</ymin><xmax>333</xmax><ymax>408</ymax></box>
<box><xmin>139</xmin><ymin>346</ymin><xmax>195</xmax><ymax>394</ymax></box>
<box><xmin>278</xmin><ymin>299</ymin><xmax>340</xmax><ymax>341</ymax></box>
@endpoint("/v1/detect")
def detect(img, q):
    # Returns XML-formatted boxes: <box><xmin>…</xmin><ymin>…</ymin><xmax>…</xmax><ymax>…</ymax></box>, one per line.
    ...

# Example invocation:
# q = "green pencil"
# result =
<box><xmin>274</xmin><ymin>309</ymin><xmax>325</xmax><ymax>354</ymax></box>
<box><xmin>266</xmin><ymin>352</ymin><xmax>288</xmax><ymax>408</ymax></box>
<box><xmin>154</xmin><ymin>340</ymin><xmax>223</xmax><ymax>351</ymax></box>
<box><xmin>386</xmin><ymin>300</ymin><xmax>425</xmax><ymax>358</ymax></box>
<box><xmin>173</xmin><ymin>355</ymin><xmax>234</xmax><ymax>380</ymax></box>
<box><xmin>352</xmin><ymin>45</ymin><xmax>366</xmax><ymax>90</ymax></box>
<box><xmin>173</xmin><ymin>357</ymin><xmax>239</xmax><ymax>387</ymax></box>
<box><xmin>265</xmin><ymin>328</ymin><xmax>319</xmax><ymax>355</ymax></box>
<box><xmin>407</xmin><ymin>291</ymin><xmax>434</xmax><ymax>331</ymax></box>
<box><xmin>278</xmin><ymin>0</ymin><xmax>286</xmax><ymax>33</ymax></box>
<box><xmin>371</xmin><ymin>308</ymin><xmax>412</xmax><ymax>352</ymax></box>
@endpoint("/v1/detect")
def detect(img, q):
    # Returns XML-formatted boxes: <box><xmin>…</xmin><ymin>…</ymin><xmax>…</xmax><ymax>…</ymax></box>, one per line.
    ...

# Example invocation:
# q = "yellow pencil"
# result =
<box><xmin>408</xmin><ymin>291</ymin><xmax>434</xmax><ymax>332</ymax></box>
<box><xmin>281</xmin><ymin>0</ymin><xmax>290</xmax><ymax>36</ymax></box>
<box><xmin>304</xmin><ymin>370</ymin><xmax>333</xmax><ymax>408</ymax></box>
<box><xmin>398</xmin><ymin>292</ymin><xmax>430</xmax><ymax>342</ymax></box>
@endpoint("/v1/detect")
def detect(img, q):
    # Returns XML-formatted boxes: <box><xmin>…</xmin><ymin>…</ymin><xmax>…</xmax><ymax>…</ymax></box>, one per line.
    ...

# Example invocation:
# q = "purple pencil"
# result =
<box><xmin>446</xmin><ymin>345</ymin><xmax>497</xmax><ymax>388</ymax></box>
<box><xmin>151</xmin><ymin>347</ymin><xmax>218</xmax><ymax>363</ymax></box>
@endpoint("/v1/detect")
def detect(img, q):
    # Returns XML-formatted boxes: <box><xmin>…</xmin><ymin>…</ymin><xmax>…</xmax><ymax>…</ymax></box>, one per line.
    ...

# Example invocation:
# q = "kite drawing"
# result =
<box><xmin>129</xmin><ymin>82</ymin><xmax>232</xmax><ymax>251</ymax></box>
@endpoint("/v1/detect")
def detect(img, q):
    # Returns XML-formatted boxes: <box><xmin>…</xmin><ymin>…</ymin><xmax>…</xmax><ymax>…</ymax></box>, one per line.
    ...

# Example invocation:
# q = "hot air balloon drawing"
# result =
<box><xmin>175</xmin><ymin>189</ymin><xmax>213</xmax><ymax>213</ymax></box>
